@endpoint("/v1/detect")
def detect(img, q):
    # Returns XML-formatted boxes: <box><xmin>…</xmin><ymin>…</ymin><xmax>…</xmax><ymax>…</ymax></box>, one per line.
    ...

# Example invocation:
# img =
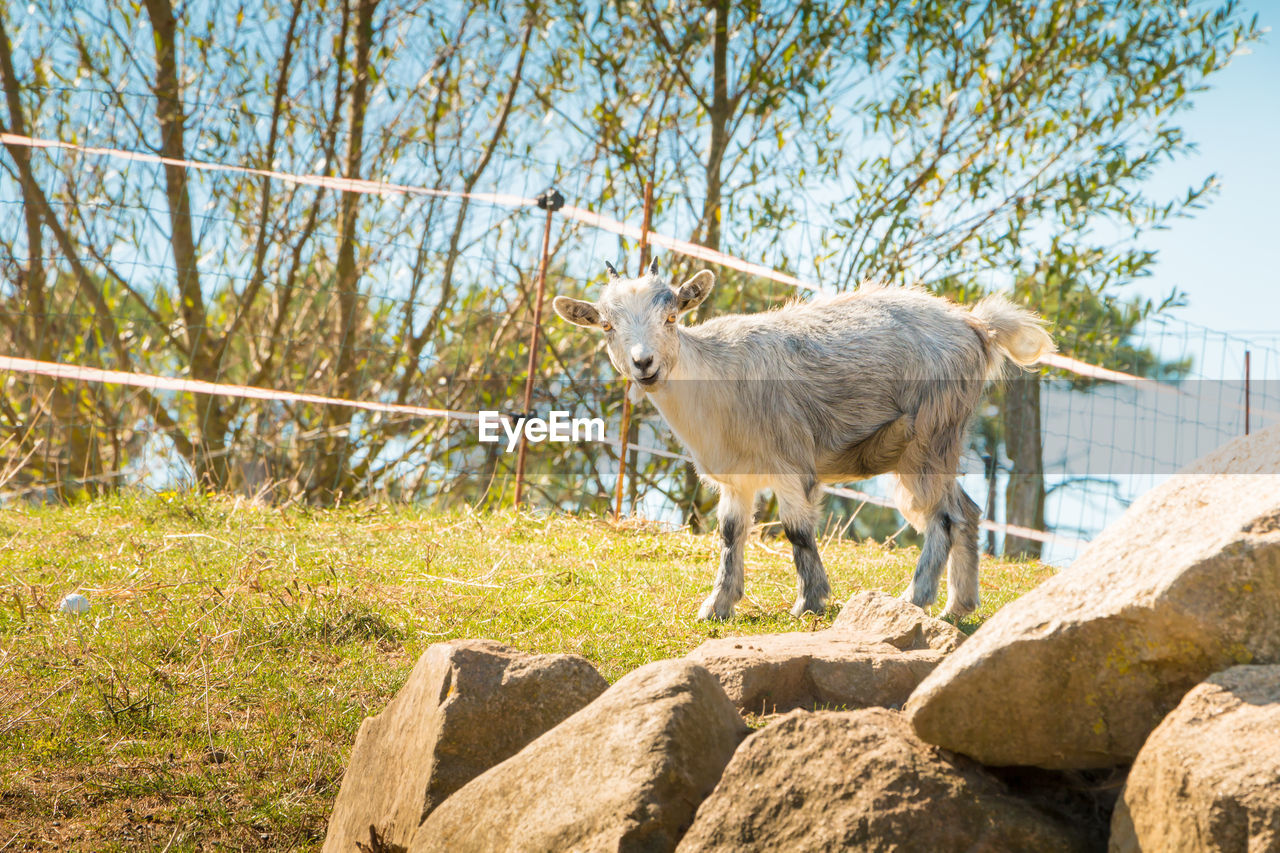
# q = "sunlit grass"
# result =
<box><xmin>0</xmin><ymin>492</ymin><xmax>1055</xmax><ymax>850</ymax></box>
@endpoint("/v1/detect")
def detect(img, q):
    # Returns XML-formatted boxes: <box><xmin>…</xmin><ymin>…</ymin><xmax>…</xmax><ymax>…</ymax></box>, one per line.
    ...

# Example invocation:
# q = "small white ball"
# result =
<box><xmin>59</xmin><ymin>593</ymin><xmax>91</xmax><ymax>615</ymax></box>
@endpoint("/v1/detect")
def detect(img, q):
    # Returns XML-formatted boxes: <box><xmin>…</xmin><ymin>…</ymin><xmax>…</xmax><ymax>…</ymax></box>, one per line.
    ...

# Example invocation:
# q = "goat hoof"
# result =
<box><xmin>697</xmin><ymin>595</ymin><xmax>734</xmax><ymax>621</ymax></box>
<box><xmin>899</xmin><ymin>587</ymin><xmax>935</xmax><ymax>611</ymax></box>
<box><xmin>790</xmin><ymin>597</ymin><xmax>826</xmax><ymax>617</ymax></box>
<box><xmin>942</xmin><ymin>598</ymin><xmax>979</xmax><ymax>620</ymax></box>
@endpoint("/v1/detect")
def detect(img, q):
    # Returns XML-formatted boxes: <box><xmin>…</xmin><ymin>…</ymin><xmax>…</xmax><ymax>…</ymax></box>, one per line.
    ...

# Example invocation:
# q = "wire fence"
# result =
<box><xmin>3</xmin><ymin>93</ymin><xmax>1278</xmax><ymax>563</ymax></box>
<box><xmin>1012</xmin><ymin>320</ymin><xmax>1280</xmax><ymax>563</ymax></box>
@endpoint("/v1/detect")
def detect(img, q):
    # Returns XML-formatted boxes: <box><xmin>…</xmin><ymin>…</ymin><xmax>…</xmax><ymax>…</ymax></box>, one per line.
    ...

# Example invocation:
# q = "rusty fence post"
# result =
<box><xmin>514</xmin><ymin>187</ymin><xmax>564</xmax><ymax>507</ymax></box>
<box><xmin>613</xmin><ymin>180</ymin><xmax>654</xmax><ymax>519</ymax></box>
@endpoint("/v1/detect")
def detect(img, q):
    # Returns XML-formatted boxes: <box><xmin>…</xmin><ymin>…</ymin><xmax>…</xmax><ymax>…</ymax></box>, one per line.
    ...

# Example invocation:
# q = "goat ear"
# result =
<box><xmin>553</xmin><ymin>296</ymin><xmax>602</xmax><ymax>328</ymax></box>
<box><xmin>673</xmin><ymin>270</ymin><xmax>714</xmax><ymax>313</ymax></box>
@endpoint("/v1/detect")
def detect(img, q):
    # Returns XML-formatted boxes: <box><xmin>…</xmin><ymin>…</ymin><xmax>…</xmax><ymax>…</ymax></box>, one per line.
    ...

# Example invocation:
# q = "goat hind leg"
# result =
<box><xmin>943</xmin><ymin>485</ymin><xmax>982</xmax><ymax>618</ymax></box>
<box><xmin>908</xmin><ymin>512</ymin><xmax>953</xmax><ymax>609</ymax></box>
<box><xmin>776</xmin><ymin>476</ymin><xmax>830</xmax><ymax>617</ymax></box>
<box><xmin>698</xmin><ymin>484</ymin><xmax>753</xmax><ymax>620</ymax></box>
<box><xmin>896</xmin><ymin>472</ymin><xmax>953</xmax><ymax>610</ymax></box>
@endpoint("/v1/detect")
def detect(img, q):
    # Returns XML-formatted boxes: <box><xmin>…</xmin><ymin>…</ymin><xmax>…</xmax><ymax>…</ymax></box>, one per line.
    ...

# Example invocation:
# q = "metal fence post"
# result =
<box><xmin>514</xmin><ymin>187</ymin><xmax>563</xmax><ymax>507</ymax></box>
<box><xmin>1245</xmin><ymin>349</ymin><xmax>1252</xmax><ymax>436</ymax></box>
<box><xmin>613</xmin><ymin>180</ymin><xmax>654</xmax><ymax>518</ymax></box>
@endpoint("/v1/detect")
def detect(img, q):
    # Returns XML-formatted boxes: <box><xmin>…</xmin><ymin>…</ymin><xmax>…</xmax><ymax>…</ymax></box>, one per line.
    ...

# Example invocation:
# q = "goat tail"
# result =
<box><xmin>970</xmin><ymin>294</ymin><xmax>1055</xmax><ymax>372</ymax></box>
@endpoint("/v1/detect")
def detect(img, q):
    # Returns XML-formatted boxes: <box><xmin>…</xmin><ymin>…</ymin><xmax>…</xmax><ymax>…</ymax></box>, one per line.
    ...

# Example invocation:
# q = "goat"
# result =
<box><xmin>553</xmin><ymin>259</ymin><xmax>1054</xmax><ymax>620</ymax></box>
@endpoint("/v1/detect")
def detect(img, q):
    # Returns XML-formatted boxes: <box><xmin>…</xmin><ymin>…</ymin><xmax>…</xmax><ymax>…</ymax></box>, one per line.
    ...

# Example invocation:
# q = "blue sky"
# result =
<box><xmin>1136</xmin><ymin>3</ymin><xmax>1279</xmax><ymax>336</ymax></box>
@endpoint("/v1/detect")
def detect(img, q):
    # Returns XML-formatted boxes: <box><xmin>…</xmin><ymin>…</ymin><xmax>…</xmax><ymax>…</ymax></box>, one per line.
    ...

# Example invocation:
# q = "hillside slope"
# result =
<box><xmin>0</xmin><ymin>494</ymin><xmax>1054</xmax><ymax>850</ymax></box>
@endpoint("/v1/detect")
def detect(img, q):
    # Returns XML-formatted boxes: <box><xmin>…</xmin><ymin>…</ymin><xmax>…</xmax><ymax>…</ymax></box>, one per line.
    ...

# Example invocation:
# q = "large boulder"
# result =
<box><xmin>409</xmin><ymin>659</ymin><xmax>747</xmax><ymax>853</ymax></box>
<box><xmin>676</xmin><ymin>708</ymin><xmax>1091</xmax><ymax>852</ymax></box>
<box><xmin>323</xmin><ymin>639</ymin><xmax>607</xmax><ymax>853</ymax></box>
<box><xmin>688</xmin><ymin>633</ymin><xmax>944</xmax><ymax>715</ymax></box>
<box><xmin>687</xmin><ymin>590</ymin><xmax>961</xmax><ymax>715</ymax></box>
<box><xmin>1111</xmin><ymin>665</ymin><xmax>1280</xmax><ymax>852</ymax></box>
<box><xmin>907</xmin><ymin>425</ymin><xmax>1280</xmax><ymax>768</ymax></box>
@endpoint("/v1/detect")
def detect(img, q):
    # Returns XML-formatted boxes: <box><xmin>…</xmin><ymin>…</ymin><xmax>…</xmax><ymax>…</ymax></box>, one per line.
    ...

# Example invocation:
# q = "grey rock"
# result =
<box><xmin>1111</xmin><ymin>665</ymin><xmax>1280</xmax><ymax>852</ymax></box>
<box><xmin>323</xmin><ymin>639</ymin><xmax>607</xmax><ymax>853</ymax></box>
<box><xmin>677</xmin><ymin>707</ymin><xmax>1090</xmax><ymax>852</ymax></box>
<box><xmin>907</xmin><ymin>425</ymin><xmax>1280</xmax><ymax>768</ymax></box>
<box><xmin>832</xmin><ymin>589</ymin><xmax>966</xmax><ymax>653</ymax></box>
<box><xmin>409</xmin><ymin>659</ymin><xmax>747</xmax><ymax>853</ymax></box>
<box><xmin>689</xmin><ymin>631</ymin><xmax>944</xmax><ymax>715</ymax></box>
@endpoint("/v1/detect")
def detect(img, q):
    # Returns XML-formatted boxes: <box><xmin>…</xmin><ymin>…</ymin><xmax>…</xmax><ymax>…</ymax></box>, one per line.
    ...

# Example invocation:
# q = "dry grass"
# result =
<box><xmin>0</xmin><ymin>493</ymin><xmax>1056</xmax><ymax>850</ymax></box>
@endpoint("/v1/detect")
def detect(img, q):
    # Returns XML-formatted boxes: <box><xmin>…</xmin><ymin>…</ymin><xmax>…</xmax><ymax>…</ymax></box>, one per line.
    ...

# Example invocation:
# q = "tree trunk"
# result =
<box><xmin>1002</xmin><ymin>375</ymin><xmax>1046</xmax><ymax>559</ymax></box>
<box><xmin>314</xmin><ymin>0</ymin><xmax>377</xmax><ymax>499</ymax></box>
<box><xmin>144</xmin><ymin>0</ymin><xmax>230</xmax><ymax>488</ymax></box>
<box><xmin>700</xmin><ymin>0</ymin><xmax>731</xmax><ymax>254</ymax></box>
<box><xmin>0</xmin><ymin>16</ymin><xmax>101</xmax><ymax>495</ymax></box>
<box><xmin>680</xmin><ymin>0</ymin><xmax>732</xmax><ymax>529</ymax></box>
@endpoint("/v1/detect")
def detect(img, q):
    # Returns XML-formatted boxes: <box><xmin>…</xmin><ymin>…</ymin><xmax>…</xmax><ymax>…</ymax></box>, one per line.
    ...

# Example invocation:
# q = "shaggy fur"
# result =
<box><xmin>554</xmin><ymin>260</ymin><xmax>1054</xmax><ymax>620</ymax></box>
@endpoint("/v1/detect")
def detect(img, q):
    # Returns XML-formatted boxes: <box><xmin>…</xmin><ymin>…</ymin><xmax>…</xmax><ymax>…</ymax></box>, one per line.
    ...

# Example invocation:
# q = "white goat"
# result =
<box><xmin>554</xmin><ymin>259</ymin><xmax>1054</xmax><ymax>620</ymax></box>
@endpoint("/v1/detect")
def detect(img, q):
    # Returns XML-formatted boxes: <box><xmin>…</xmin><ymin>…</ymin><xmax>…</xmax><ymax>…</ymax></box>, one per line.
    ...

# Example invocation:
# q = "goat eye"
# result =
<box><xmin>665</xmin><ymin>314</ymin><xmax>677</xmax><ymax>325</ymax></box>
<box><xmin>600</xmin><ymin>321</ymin><xmax>613</xmax><ymax>332</ymax></box>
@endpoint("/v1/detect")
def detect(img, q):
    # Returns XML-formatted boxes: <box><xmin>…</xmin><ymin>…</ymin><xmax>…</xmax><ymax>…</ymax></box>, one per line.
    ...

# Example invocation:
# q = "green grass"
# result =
<box><xmin>0</xmin><ymin>493</ymin><xmax>1056</xmax><ymax>850</ymax></box>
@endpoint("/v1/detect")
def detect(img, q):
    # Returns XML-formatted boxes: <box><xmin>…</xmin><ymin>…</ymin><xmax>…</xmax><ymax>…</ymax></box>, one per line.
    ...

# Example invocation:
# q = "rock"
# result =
<box><xmin>323</xmin><ymin>639</ymin><xmax>607</xmax><ymax>853</ymax></box>
<box><xmin>832</xmin><ymin>590</ymin><xmax>967</xmax><ymax>653</ymax></box>
<box><xmin>676</xmin><ymin>707</ymin><xmax>1090</xmax><ymax>852</ymax></box>
<box><xmin>688</xmin><ymin>592</ymin><xmax>961</xmax><ymax>714</ymax></box>
<box><xmin>409</xmin><ymin>659</ymin><xmax>747</xmax><ymax>853</ymax></box>
<box><xmin>1111</xmin><ymin>665</ymin><xmax>1280</xmax><ymax>852</ymax></box>
<box><xmin>688</xmin><ymin>632</ymin><xmax>944</xmax><ymax>715</ymax></box>
<box><xmin>907</xmin><ymin>425</ymin><xmax>1280</xmax><ymax>768</ymax></box>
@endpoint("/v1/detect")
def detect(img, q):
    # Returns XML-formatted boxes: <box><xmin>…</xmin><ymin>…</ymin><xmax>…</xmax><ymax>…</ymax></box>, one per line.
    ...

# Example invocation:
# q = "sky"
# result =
<box><xmin>1134</xmin><ymin>2</ymin><xmax>1279</xmax><ymax>338</ymax></box>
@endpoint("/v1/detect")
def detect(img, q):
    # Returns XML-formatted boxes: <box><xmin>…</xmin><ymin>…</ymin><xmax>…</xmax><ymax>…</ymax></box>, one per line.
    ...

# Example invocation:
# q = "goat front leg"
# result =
<box><xmin>697</xmin><ymin>485</ymin><xmax>753</xmax><ymax>620</ymax></box>
<box><xmin>776</xmin><ymin>475</ymin><xmax>831</xmax><ymax>617</ymax></box>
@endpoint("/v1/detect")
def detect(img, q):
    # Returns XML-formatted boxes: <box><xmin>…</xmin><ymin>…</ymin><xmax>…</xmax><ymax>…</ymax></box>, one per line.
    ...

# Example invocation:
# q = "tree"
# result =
<box><xmin>0</xmin><ymin>0</ymin><xmax>562</xmax><ymax>503</ymax></box>
<box><xmin>550</xmin><ymin>0</ymin><xmax>1257</xmax><ymax>542</ymax></box>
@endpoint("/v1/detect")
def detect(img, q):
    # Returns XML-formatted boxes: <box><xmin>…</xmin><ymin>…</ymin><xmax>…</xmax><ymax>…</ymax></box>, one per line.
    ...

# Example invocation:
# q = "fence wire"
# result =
<box><xmin>3</xmin><ymin>90</ymin><xmax>1278</xmax><ymax>563</ymax></box>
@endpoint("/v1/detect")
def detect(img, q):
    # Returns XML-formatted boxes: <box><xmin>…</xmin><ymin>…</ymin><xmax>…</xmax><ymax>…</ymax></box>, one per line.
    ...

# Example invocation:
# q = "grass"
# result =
<box><xmin>0</xmin><ymin>492</ymin><xmax>1056</xmax><ymax>851</ymax></box>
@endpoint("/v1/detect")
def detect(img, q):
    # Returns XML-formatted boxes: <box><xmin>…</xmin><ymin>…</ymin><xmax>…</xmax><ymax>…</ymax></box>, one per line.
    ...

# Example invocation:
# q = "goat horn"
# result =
<box><xmin>604</xmin><ymin>261</ymin><xmax>621</xmax><ymax>278</ymax></box>
<box><xmin>648</xmin><ymin>257</ymin><xmax>659</xmax><ymax>276</ymax></box>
